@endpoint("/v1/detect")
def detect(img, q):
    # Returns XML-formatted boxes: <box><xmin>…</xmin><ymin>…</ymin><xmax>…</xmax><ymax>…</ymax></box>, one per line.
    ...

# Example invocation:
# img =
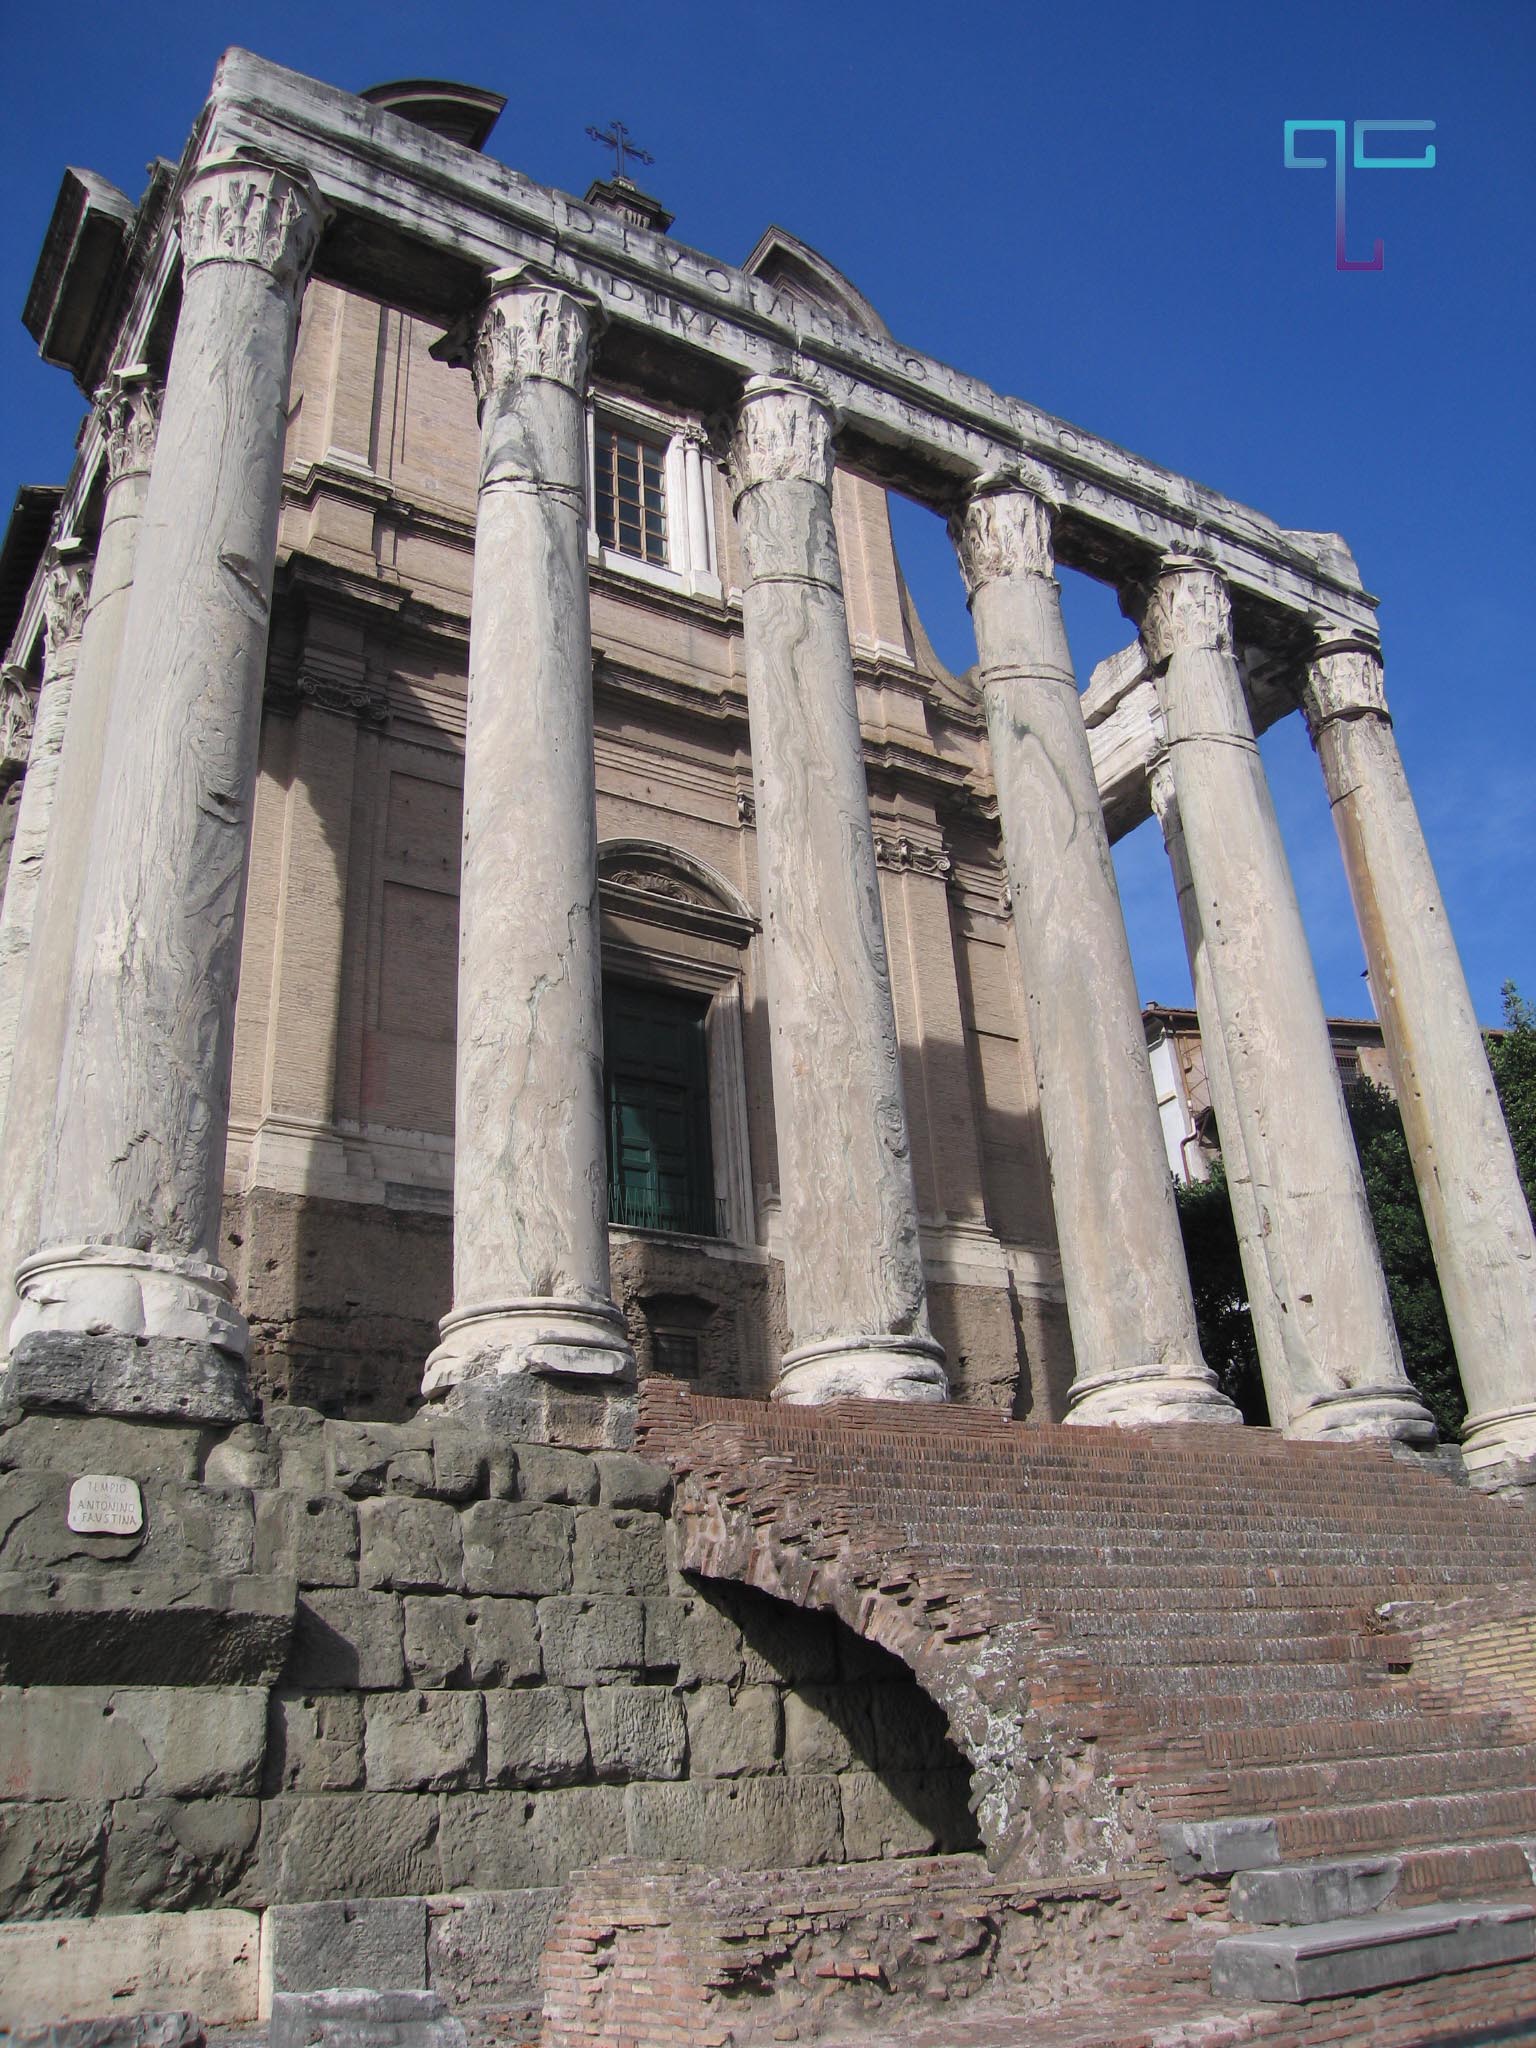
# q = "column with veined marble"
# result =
<box><xmin>0</xmin><ymin>542</ymin><xmax>92</xmax><ymax>1128</ymax></box>
<box><xmin>1304</xmin><ymin>633</ymin><xmax>1536</xmax><ymax>1486</ymax></box>
<box><xmin>1136</xmin><ymin>558</ymin><xmax>1434</xmax><ymax>1444</ymax></box>
<box><xmin>0</xmin><ymin>372</ymin><xmax>160</xmax><ymax>1355</ymax></box>
<box><xmin>952</xmin><ymin>476</ymin><xmax>1236</xmax><ymax>1426</ymax></box>
<box><xmin>730</xmin><ymin>375</ymin><xmax>946</xmax><ymax>1403</ymax></box>
<box><xmin>421</xmin><ymin>267</ymin><xmax>634</xmax><ymax>1401</ymax></box>
<box><xmin>8</xmin><ymin>156</ymin><xmax>327</xmax><ymax>1424</ymax></box>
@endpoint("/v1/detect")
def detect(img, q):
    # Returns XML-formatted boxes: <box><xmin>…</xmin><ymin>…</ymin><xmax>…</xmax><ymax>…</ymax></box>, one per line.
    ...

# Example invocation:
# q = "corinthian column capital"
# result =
<box><xmin>949</xmin><ymin>478</ymin><xmax>1055</xmax><ymax>599</ymax></box>
<box><xmin>178</xmin><ymin>155</ymin><xmax>327</xmax><ymax>305</ymax></box>
<box><xmin>1302</xmin><ymin>635</ymin><xmax>1389</xmax><ymax>735</ymax></box>
<box><xmin>100</xmin><ymin>369</ymin><xmax>162</xmax><ymax>484</ymax></box>
<box><xmin>728</xmin><ymin>377</ymin><xmax>836</xmax><ymax>503</ymax></box>
<box><xmin>42</xmin><ymin>543</ymin><xmax>91</xmax><ymax>663</ymax></box>
<box><xmin>463</xmin><ymin>268</ymin><xmax>601</xmax><ymax>408</ymax></box>
<box><xmin>1137</xmin><ymin>555</ymin><xmax>1234</xmax><ymax>666</ymax></box>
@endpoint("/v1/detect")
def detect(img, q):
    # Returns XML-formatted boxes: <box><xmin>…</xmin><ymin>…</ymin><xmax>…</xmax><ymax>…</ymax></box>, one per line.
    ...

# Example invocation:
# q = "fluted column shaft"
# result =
<box><xmin>731</xmin><ymin>376</ymin><xmax>945</xmax><ymax>1404</ymax></box>
<box><xmin>421</xmin><ymin>269</ymin><xmax>632</xmax><ymax>1399</ymax></box>
<box><xmin>9</xmin><ymin>157</ymin><xmax>326</xmax><ymax>1424</ymax></box>
<box><xmin>0</xmin><ymin>374</ymin><xmax>160</xmax><ymax>1356</ymax></box>
<box><xmin>0</xmin><ymin>544</ymin><xmax>91</xmax><ymax>1127</ymax></box>
<box><xmin>953</xmin><ymin>481</ymin><xmax>1235</xmax><ymax>1425</ymax></box>
<box><xmin>1149</xmin><ymin>753</ymin><xmax>1292</xmax><ymax>1421</ymax></box>
<box><xmin>1305</xmin><ymin>636</ymin><xmax>1536</xmax><ymax>1484</ymax></box>
<box><xmin>1139</xmin><ymin>559</ymin><xmax>1433</xmax><ymax>1444</ymax></box>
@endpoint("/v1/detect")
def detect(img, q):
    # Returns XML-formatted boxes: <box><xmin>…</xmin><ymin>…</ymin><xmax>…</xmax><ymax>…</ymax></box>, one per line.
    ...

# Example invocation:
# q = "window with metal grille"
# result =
<box><xmin>594</xmin><ymin>423</ymin><xmax>669</xmax><ymax>566</ymax></box>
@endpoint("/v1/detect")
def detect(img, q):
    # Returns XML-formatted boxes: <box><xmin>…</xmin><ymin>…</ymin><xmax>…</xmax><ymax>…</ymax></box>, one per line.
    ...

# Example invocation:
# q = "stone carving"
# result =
<box><xmin>872</xmin><ymin>832</ymin><xmax>952</xmax><ymax>881</ymax></box>
<box><xmin>291</xmin><ymin>666</ymin><xmax>390</xmax><ymax>726</ymax></box>
<box><xmin>42</xmin><ymin>549</ymin><xmax>90</xmax><ymax>660</ymax></box>
<box><xmin>1137</xmin><ymin>556</ymin><xmax>1233</xmax><ymax>665</ymax></box>
<box><xmin>949</xmin><ymin>482</ymin><xmax>1054</xmax><ymax>597</ymax></box>
<box><xmin>470</xmin><ymin>277</ymin><xmax>596</xmax><ymax>405</ymax></box>
<box><xmin>1302</xmin><ymin>636</ymin><xmax>1389</xmax><ymax>734</ymax></box>
<box><xmin>0</xmin><ymin>665</ymin><xmax>35</xmax><ymax>778</ymax></box>
<box><xmin>728</xmin><ymin>377</ymin><xmax>836</xmax><ymax>501</ymax></box>
<box><xmin>735</xmin><ymin>789</ymin><xmax>756</xmax><ymax>828</ymax></box>
<box><xmin>178</xmin><ymin>157</ymin><xmax>325</xmax><ymax>301</ymax></box>
<box><xmin>101</xmin><ymin>374</ymin><xmax>161</xmax><ymax>483</ymax></box>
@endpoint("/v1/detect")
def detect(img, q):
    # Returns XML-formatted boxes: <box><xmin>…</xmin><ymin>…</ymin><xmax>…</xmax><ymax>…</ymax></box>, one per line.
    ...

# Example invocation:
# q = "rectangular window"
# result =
<box><xmin>594</xmin><ymin>423</ymin><xmax>669</xmax><ymax>566</ymax></box>
<box><xmin>603</xmin><ymin>981</ymin><xmax>718</xmax><ymax>1237</ymax></box>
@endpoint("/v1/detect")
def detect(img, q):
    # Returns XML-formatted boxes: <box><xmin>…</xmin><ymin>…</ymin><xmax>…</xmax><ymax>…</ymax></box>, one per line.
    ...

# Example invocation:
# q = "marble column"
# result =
<box><xmin>1137</xmin><ymin>558</ymin><xmax>1434</xmax><ymax>1444</ymax></box>
<box><xmin>0</xmin><ymin>541</ymin><xmax>92</xmax><ymax>1127</ymax></box>
<box><xmin>0</xmin><ymin>372</ymin><xmax>160</xmax><ymax>1358</ymax></box>
<box><xmin>730</xmin><ymin>375</ymin><xmax>946</xmax><ymax>1404</ymax></box>
<box><xmin>8</xmin><ymin>157</ymin><xmax>326</xmax><ymax>1424</ymax></box>
<box><xmin>951</xmin><ymin>478</ymin><xmax>1235</xmax><ymax>1426</ymax></box>
<box><xmin>1304</xmin><ymin>634</ymin><xmax>1536</xmax><ymax>1484</ymax></box>
<box><xmin>421</xmin><ymin>268</ymin><xmax>633</xmax><ymax>1398</ymax></box>
<box><xmin>1149</xmin><ymin>752</ymin><xmax>1293</xmax><ymax>1422</ymax></box>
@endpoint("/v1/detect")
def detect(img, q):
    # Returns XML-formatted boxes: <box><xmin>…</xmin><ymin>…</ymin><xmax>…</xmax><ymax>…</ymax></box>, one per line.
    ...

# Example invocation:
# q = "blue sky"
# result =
<box><xmin>2</xmin><ymin>0</ymin><xmax>1529</xmax><ymax>1022</ymax></box>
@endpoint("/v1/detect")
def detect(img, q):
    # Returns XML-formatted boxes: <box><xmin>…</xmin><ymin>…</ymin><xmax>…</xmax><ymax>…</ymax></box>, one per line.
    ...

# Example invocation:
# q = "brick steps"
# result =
<box><xmin>1275</xmin><ymin>1786</ymin><xmax>1536</xmax><ymax>1860</ymax></box>
<box><xmin>1155</xmin><ymin>1739</ymin><xmax>1536</xmax><ymax>1816</ymax></box>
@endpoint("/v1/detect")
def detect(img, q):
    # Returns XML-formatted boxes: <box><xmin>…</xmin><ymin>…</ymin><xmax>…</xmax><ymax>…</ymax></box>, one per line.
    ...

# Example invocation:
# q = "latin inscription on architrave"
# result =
<box><xmin>67</xmin><ymin>1473</ymin><xmax>144</xmax><ymax>1535</ymax></box>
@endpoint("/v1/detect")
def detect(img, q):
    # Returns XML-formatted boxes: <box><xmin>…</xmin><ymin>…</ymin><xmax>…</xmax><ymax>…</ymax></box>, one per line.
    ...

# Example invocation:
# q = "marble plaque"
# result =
<box><xmin>67</xmin><ymin>1472</ymin><xmax>144</xmax><ymax>1535</ymax></box>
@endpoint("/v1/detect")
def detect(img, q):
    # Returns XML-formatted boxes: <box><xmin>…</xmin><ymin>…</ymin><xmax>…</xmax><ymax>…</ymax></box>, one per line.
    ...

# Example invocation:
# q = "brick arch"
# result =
<box><xmin>650</xmin><ymin>1392</ymin><xmax>1137</xmax><ymax>1879</ymax></box>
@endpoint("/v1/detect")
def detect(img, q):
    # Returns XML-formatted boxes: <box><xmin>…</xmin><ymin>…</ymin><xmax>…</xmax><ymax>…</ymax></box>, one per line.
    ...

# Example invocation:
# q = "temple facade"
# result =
<box><xmin>3</xmin><ymin>54</ymin><xmax>1536</xmax><ymax>2041</ymax></box>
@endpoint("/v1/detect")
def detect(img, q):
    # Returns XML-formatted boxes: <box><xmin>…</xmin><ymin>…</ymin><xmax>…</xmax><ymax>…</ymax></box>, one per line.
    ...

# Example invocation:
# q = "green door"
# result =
<box><xmin>603</xmin><ymin>983</ymin><xmax>716</xmax><ymax>1236</ymax></box>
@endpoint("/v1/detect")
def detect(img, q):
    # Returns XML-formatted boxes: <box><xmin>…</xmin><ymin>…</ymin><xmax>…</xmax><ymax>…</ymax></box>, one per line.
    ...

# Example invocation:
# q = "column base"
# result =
<box><xmin>1460</xmin><ymin>1401</ymin><xmax>1536</xmax><ymax>1497</ymax></box>
<box><xmin>1285</xmin><ymin>1382</ymin><xmax>1438</xmax><ymax>1447</ymax></box>
<box><xmin>422</xmin><ymin>1298</ymin><xmax>635</xmax><ymax>1399</ymax></box>
<box><xmin>1065</xmin><ymin>1363</ymin><xmax>1243</xmax><ymax>1429</ymax></box>
<box><xmin>773</xmin><ymin>1334</ymin><xmax>948</xmax><ymax>1405</ymax></box>
<box><xmin>6</xmin><ymin>1243</ymin><xmax>252</xmax><ymax>1423</ymax></box>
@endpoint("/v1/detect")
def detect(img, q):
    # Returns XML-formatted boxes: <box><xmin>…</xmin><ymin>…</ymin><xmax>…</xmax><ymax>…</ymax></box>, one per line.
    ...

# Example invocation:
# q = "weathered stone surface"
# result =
<box><xmin>438</xmin><ymin>1786</ymin><xmax>626</xmax><ymax>1890</ymax></box>
<box><xmin>426</xmin><ymin>1888</ymin><xmax>561</xmax><ymax>2004</ymax></box>
<box><xmin>266</xmin><ymin>1896</ymin><xmax>428</xmax><ymax>1994</ymax></box>
<box><xmin>485</xmin><ymin>1686</ymin><xmax>589</xmax><ymax>1787</ymax></box>
<box><xmin>593</xmin><ymin>1451</ymin><xmax>671</xmax><ymax>1511</ymax></box>
<box><xmin>649</xmin><ymin>1594</ymin><xmax>744</xmax><ymax>1686</ymax></box>
<box><xmin>365</xmin><ymin>1691</ymin><xmax>483</xmax><ymax>1791</ymax></box>
<box><xmin>8</xmin><ymin>2016</ymin><xmax>203</xmax><ymax>2048</ymax></box>
<box><xmin>0</xmin><ymin>1413</ymin><xmax>202</xmax><ymax>1482</ymax></box>
<box><xmin>537</xmin><ymin>1594</ymin><xmax>645</xmax><ymax>1685</ymax></box>
<box><xmin>0</xmin><ymin>1471</ymin><xmax>254</xmax><ymax>1578</ymax></box>
<box><xmin>358</xmin><ymin>1497</ymin><xmax>462</xmax><ymax>1593</ymax></box>
<box><xmin>0</xmin><ymin>1908</ymin><xmax>260</xmax><ymax>2025</ymax></box>
<box><xmin>325</xmin><ymin>1421</ymin><xmax>434</xmax><ymax>1500</ymax></box>
<box><xmin>869</xmin><ymin>1678</ymin><xmax>957</xmax><ymax>1769</ymax></box>
<box><xmin>0</xmin><ymin>1684</ymin><xmax>267</xmax><ymax>1799</ymax></box>
<box><xmin>625</xmin><ymin>1774</ymin><xmax>843</xmax><ymax>1868</ymax></box>
<box><xmin>584</xmin><ymin>1683</ymin><xmax>687</xmax><ymax>1780</ymax></box>
<box><xmin>838</xmin><ymin>1769</ymin><xmax>941</xmax><ymax>1860</ymax></box>
<box><xmin>0</xmin><ymin>1797</ymin><xmax>108</xmax><ymax>1918</ymax></box>
<box><xmin>266</xmin><ymin>1692</ymin><xmax>365</xmax><ymax>1793</ymax></box>
<box><xmin>730</xmin><ymin>377</ymin><xmax>944</xmax><ymax>1403</ymax></box>
<box><xmin>1209</xmin><ymin>1902</ymin><xmax>1536</xmax><ymax>2002</ymax></box>
<box><xmin>255</xmin><ymin>1491</ymin><xmax>359</xmax><ymax>1588</ymax></box>
<box><xmin>258</xmin><ymin>1793</ymin><xmax>442</xmax><ymax>1903</ymax></box>
<box><xmin>571</xmin><ymin>1507</ymin><xmax>667</xmax><ymax>1595</ymax></box>
<box><xmin>428</xmin><ymin>1430</ymin><xmax>487</xmax><ymax>1503</ymax></box>
<box><xmin>514</xmin><ymin>1444</ymin><xmax>597</xmax><ymax>1506</ymax></box>
<box><xmin>684</xmin><ymin>1682</ymin><xmax>781</xmax><ymax>1777</ymax></box>
<box><xmin>99</xmin><ymin>1795</ymin><xmax>260</xmax><ymax>1911</ymax></box>
<box><xmin>8</xmin><ymin>1334</ymin><xmax>255</xmax><ymax>1427</ymax></box>
<box><xmin>782</xmin><ymin>1685</ymin><xmax>867</xmax><ymax>1773</ymax></box>
<box><xmin>270</xmin><ymin>1989</ymin><xmax>466</xmax><ymax>2048</ymax></box>
<box><xmin>1160</xmin><ymin>1816</ymin><xmax>1279</xmax><ymax>1879</ymax></box>
<box><xmin>735</xmin><ymin>1595</ymin><xmax>839</xmax><ymax>1686</ymax></box>
<box><xmin>402</xmin><ymin>1594</ymin><xmax>540</xmax><ymax>1688</ymax></box>
<box><xmin>1229</xmin><ymin>1854</ymin><xmax>1404</xmax><ymax>1926</ymax></box>
<box><xmin>0</xmin><ymin>1569</ymin><xmax>294</xmax><ymax>1684</ymax></box>
<box><xmin>460</xmin><ymin>1500</ymin><xmax>571</xmax><ymax>1596</ymax></box>
<box><xmin>202</xmin><ymin>1423</ymin><xmax>278</xmax><ymax>1490</ymax></box>
<box><xmin>288</xmin><ymin>1590</ymin><xmax>405</xmax><ymax>1690</ymax></box>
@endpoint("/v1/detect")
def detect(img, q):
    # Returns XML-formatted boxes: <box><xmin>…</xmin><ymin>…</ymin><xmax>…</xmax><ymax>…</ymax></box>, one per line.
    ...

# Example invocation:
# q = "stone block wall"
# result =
<box><xmin>0</xmin><ymin>1405</ymin><xmax>978</xmax><ymax>1927</ymax></box>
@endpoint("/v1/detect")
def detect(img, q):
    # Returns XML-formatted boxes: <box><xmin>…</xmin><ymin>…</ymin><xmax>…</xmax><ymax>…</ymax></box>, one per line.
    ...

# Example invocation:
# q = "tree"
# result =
<box><xmin>1486</xmin><ymin>981</ymin><xmax>1536</xmax><ymax>1214</ymax></box>
<box><xmin>1173</xmin><ymin>1164</ymin><xmax>1267</xmax><ymax>1424</ymax></box>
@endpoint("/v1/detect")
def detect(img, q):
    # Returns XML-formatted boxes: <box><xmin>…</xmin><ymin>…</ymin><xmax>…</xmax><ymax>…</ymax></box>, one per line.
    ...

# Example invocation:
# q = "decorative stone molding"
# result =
<box><xmin>728</xmin><ymin>377</ymin><xmax>836</xmax><ymax>502</ymax></box>
<box><xmin>1137</xmin><ymin>556</ymin><xmax>1233</xmax><ymax>666</ymax></box>
<box><xmin>0</xmin><ymin>665</ymin><xmax>34</xmax><ymax>781</ymax></box>
<box><xmin>41</xmin><ymin>547</ymin><xmax>91</xmax><ymax>660</ymax></box>
<box><xmin>949</xmin><ymin>480</ymin><xmax>1054</xmax><ymax>598</ymax></box>
<box><xmin>1302</xmin><ymin>635</ymin><xmax>1390</xmax><ymax>736</ymax></box>
<box><xmin>468</xmin><ymin>270</ymin><xmax>598</xmax><ymax>405</ymax></box>
<box><xmin>177</xmin><ymin>155</ymin><xmax>326</xmax><ymax>303</ymax></box>
<box><xmin>735</xmin><ymin>788</ymin><xmax>756</xmax><ymax>828</ymax></box>
<box><xmin>873</xmin><ymin>831</ymin><xmax>953</xmax><ymax>881</ymax></box>
<box><xmin>290</xmin><ymin>664</ymin><xmax>389</xmax><ymax>726</ymax></box>
<box><xmin>100</xmin><ymin>370</ymin><xmax>162</xmax><ymax>483</ymax></box>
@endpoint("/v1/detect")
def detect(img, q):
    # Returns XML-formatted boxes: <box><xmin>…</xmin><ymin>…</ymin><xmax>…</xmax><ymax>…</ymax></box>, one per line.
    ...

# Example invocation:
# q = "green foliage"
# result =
<box><xmin>1176</xmin><ymin>987</ymin><xmax>1536</xmax><ymax>1445</ymax></box>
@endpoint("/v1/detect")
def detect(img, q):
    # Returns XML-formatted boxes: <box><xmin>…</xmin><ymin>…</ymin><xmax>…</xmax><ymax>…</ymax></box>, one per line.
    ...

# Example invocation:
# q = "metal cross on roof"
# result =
<box><xmin>586</xmin><ymin>118</ymin><xmax>654</xmax><ymax>182</ymax></box>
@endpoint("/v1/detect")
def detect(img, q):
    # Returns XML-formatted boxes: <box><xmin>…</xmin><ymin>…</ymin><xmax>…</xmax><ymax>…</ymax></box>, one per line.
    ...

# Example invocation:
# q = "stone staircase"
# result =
<box><xmin>639</xmin><ymin>1382</ymin><xmax>1536</xmax><ymax>2032</ymax></box>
